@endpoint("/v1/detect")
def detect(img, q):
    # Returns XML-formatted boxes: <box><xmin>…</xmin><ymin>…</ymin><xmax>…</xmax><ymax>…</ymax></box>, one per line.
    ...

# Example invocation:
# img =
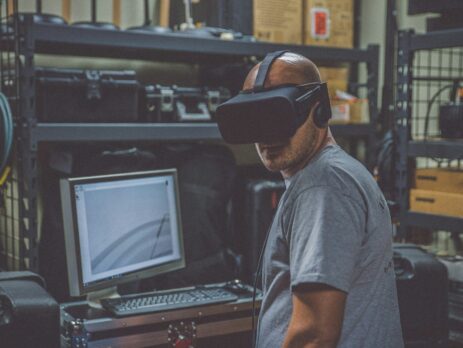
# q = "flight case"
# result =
<box><xmin>242</xmin><ymin>180</ymin><xmax>286</xmax><ymax>282</ymax></box>
<box><xmin>60</xmin><ymin>282</ymin><xmax>260</xmax><ymax>348</ymax></box>
<box><xmin>36</xmin><ymin>68</ymin><xmax>139</xmax><ymax>122</ymax></box>
<box><xmin>141</xmin><ymin>85</ymin><xmax>230</xmax><ymax>123</ymax></box>
<box><xmin>393</xmin><ymin>244</ymin><xmax>449</xmax><ymax>348</ymax></box>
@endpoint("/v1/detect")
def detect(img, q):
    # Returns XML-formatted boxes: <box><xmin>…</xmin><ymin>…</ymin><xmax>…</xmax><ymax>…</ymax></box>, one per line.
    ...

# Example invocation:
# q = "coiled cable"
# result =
<box><xmin>0</xmin><ymin>92</ymin><xmax>13</xmax><ymax>177</ymax></box>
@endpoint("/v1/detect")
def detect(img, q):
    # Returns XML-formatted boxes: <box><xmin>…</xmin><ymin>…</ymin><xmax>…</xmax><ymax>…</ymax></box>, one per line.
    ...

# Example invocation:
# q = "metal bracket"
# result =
<box><xmin>175</xmin><ymin>101</ymin><xmax>210</xmax><ymax>122</ymax></box>
<box><xmin>85</xmin><ymin>70</ymin><xmax>101</xmax><ymax>100</ymax></box>
<box><xmin>206</xmin><ymin>90</ymin><xmax>220</xmax><ymax>113</ymax></box>
<box><xmin>64</xmin><ymin>318</ymin><xmax>89</xmax><ymax>348</ymax></box>
<box><xmin>168</xmin><ymin>321</ymin><xmax>197</xmax><ymax>348</ymax></box>
<box><xmin>160</xmin><ymin>88</ymin><xmax>175</xmax><ymax>113</ymax></box>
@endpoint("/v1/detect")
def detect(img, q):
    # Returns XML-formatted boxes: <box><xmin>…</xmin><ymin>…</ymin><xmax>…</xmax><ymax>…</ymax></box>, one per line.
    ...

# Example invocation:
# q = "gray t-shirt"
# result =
<box><xmin>256</xmin><ymin>144</ymin><xmax>403</xmax><ymax>348</ymax></box>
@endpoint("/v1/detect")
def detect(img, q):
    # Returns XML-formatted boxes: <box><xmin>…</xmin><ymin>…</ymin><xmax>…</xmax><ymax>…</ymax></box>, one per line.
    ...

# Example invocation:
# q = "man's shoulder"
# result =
<box><xmin>287</xmin><ymin>145</ymin><xmax>377</xmax><ymax>207</ymax></box>
<box><xmin>296</xmin><ymin>145</ymin><xmax>371</xmax><ymax>188</ymax></box>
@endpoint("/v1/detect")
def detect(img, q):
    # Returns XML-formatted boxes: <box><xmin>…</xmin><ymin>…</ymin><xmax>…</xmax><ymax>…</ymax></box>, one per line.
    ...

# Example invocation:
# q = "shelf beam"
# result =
<box><xmin>408</xmin><ymin>140</ymin><xmax>463</xmax><ymax>159</ymax></box>
<box><xmin>32</xmin><ymin>123</ymin><xmax>223</xmax><ymax>142</ymax></box>
<box><xmin>31</xmin><ymin>123</ymin><xmax>374</xmax><ymax>143</ymax></box>
<box><xmin>31</xmin><ymin>22</ymin><xmax>374</xmax><ymax>63</ymax></box>
<box><xmin>404</xmin><ymin>211</ymin><xmax>463</xmax><ymax>233</ymax></box>
<box><xmin>410</xmin><ymin>28</ymin><xmax>463</xmax><ymax>51</ymax></box>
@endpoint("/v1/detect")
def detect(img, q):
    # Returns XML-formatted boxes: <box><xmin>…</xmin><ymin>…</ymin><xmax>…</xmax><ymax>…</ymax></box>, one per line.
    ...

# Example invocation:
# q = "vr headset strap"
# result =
<box><xmin>253</xmin><ymin>50</ymin><xmax>288</xmax><ymax>92</ymax></box>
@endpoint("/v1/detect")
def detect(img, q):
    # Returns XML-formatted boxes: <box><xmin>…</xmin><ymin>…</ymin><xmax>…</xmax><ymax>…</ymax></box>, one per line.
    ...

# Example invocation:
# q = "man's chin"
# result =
<box><xmin>262</xmin><ymin>159</ymin><xmax>286</xmax><ymax>173</ymax></box>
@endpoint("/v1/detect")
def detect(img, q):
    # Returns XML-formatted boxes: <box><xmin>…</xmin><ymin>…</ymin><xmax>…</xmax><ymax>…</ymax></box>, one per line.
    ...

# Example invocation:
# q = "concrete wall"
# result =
<box><xmin>358</xmin><ymin>0</ymin><xmax>429</xmax><ymax>106</ymax></box>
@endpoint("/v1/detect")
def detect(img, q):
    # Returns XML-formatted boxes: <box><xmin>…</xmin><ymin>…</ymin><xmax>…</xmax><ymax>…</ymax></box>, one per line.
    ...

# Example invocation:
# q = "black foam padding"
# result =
<box><xmin>72</xmin><ymin>21</ymin><xmax>119</xmax><ymax>30</ymax></box>
<box><xmin>127</xmin><ymin>25</ymin><xmax>172</xmax><ymax>34</ymax></box>
<box><xmin>10</xmin><ymin>13</ymin><xmax>67</xmax><ymax>25</ymax></box>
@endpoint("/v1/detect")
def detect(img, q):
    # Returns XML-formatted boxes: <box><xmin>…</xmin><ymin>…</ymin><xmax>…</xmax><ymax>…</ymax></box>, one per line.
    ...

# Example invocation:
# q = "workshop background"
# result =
<box><xmin>0</xmin><ymin>0</ymin><xmax>462</xmax><ymax>347</ymax></box>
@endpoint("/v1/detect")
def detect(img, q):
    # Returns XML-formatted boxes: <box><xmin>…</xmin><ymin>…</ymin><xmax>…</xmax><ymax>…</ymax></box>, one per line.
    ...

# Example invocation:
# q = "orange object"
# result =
<box><xmin>414</xmin><ymin>168</ymin><xmax>463</xmax><ymax>194</ymax></box>
<box><xmin>62</xmin><ymin>0</ymin><xmax>71</xmax><ymax>22</ymax></box>
<box><xmin>7</xmin><ymin>0</ymin><xmax>14</xmax><ymax>16</ymax></box>
<box><xmin>410</xmin><ymin>189</ymin><xmax>463</xmax><ymax>218</ymax></box>
<box><xmin>112</xmin><ymin>0</ymin><xmax>121</xmax><ymax>27</ymax></box>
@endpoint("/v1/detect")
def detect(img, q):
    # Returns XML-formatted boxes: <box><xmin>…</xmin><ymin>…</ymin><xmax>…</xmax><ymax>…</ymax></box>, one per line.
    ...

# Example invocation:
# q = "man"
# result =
<box><xmin>243</xmin><ymin>53</ymin><xmax>404</xmax><ymax>347</ymax></box>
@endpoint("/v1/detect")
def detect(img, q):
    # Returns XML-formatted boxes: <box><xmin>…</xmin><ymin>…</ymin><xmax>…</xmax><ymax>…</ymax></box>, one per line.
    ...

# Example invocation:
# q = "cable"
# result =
<box><xmin>423</xmin><ymin>84</ymin><xmax>453</xmax><ymax>142</ymax></box>
<box><xmin>150</xmin><ymin>213</ymin><xmax>168</xmax><ymax>258</ymax></box>
<box><xmin>422</xmin><ymin>84</ymin><xmax>458</xmax><ymax>164</ymax></box>
<box><xmin>0</xmin><ymin>92</ymin><xmax>13</xmax><ymax>177</ymax></box>
<box><xmin>376</xmin><ymin>130</ymin><xmax>394</xmax><ymax>197</ymax></box>
<box><xmin>251</xmin><ymin>220</ymin><xmax>272</xmax><ymax>348</ymax></box>
<box><xmin>251</xmin><ymin>191</ymin><xmax>286</xmax><ymax>348</ymax></box>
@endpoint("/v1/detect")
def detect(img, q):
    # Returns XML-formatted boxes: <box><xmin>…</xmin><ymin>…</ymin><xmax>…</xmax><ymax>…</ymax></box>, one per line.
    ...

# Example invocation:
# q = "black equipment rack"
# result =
<box><xmin>395</xmin><ymin>29</ymin><xmax>463</xmax><ymax>238</ymax></box>
<box><xmin>0</xmin><ymin>12</ymin><xmax>379</xmax><ymax>273</ymax></box>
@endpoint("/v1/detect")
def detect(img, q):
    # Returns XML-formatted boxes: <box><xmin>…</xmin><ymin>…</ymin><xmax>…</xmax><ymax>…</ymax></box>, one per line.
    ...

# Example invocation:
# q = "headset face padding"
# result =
<box><xmin>216</xmin><ymin>50</ymin><xmax>332</xmax><ymax>144</ymax></box>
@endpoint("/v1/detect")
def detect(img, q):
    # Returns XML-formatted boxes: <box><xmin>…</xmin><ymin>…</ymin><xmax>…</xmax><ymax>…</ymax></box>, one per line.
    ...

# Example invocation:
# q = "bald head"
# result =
<box><xmin>243</xmin><ymin>52</ymin><xmax>321</xmax><ymax>90</ymax></box>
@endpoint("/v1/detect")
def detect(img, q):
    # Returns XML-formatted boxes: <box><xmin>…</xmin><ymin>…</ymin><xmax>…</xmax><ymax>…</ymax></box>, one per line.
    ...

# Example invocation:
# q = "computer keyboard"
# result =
<box><xmin>101</xmin><ymin>287</ymin><xmax>239</xmax><ymax>317</ymax></box>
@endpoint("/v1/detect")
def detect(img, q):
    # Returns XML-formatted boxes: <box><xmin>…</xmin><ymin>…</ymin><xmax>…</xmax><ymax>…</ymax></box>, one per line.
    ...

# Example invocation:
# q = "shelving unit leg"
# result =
<box><xmin>395</xmin><ymin>31</ymin><xmax>413</xmax><ymax>240</ymax></box>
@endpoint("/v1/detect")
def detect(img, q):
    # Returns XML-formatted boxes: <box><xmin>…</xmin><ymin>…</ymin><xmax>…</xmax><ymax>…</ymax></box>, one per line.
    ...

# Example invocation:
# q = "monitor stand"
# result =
<box><xmin>86</xmin><ymin>286</ymin><xmax>120</xmax><ymax>309</ymax></box>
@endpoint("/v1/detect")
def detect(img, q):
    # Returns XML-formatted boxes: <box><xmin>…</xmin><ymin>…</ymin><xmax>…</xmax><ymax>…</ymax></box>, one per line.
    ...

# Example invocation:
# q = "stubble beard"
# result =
<box><xmin>256</xmin><ymin>126</ymin><xmax>320</xmax><ymax>175</ymax></box>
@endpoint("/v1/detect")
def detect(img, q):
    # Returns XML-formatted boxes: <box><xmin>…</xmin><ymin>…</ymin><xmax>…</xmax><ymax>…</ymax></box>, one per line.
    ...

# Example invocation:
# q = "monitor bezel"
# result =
<box><xmin>60</xmin><ymin>169</ymin><xmax>185</xmax><ymax>297</ymax></box>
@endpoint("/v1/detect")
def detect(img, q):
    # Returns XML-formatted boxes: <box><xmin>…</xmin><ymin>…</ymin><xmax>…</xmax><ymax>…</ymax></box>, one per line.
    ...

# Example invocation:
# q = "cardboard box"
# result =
<box><xmin>410</xmin><ymin>189</ymin><xmax>463</xmax><ymax>218</ymax></box>
<box><xmin>330</xmin><ymin>101</ymin><xmax>350</xmax><ymax>123</ymax></box>
<box><xmin>349</xmin><ymin>98</ymin><xmax>370</xmax><ymax>123</ymax></box>
<box><xmin>318</xmin><ymin>67</ymin><xmax>349</xmax><ymax>100</ymax></box>
<box><xmin>303</xmin><ymin>0</ymin><xmax>354</xmax><ymax>48</ymax></box>
<box><xmin>318</xmin><ymin>66</ymin><xmax>349</xmax><ymax>81</ymax></box>
<box><xmin>414</xmin><ymin>168</ymin><xmax>463</xmax><ymax>194</ymax></box>
<box><xmin>254</xmin><ymin>0</ymin><xmax>303</xmax><ymax>44</ymax></box>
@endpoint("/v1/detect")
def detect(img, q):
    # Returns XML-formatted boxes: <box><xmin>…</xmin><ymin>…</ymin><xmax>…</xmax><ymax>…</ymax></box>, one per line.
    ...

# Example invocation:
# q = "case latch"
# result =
<box><xmin>85</xmin><ymin>70</ymin><xmax>102</xmax><ymax>100</ymax></box>
<box><xmin>160</xmin><ymin>87</ymin><xmax>175</xmax><ymax>113</ymax></box>
<box><xmin>207</xmin><ymin>90</ymin><xmax>220</xmax><ymax>113</ymax></box>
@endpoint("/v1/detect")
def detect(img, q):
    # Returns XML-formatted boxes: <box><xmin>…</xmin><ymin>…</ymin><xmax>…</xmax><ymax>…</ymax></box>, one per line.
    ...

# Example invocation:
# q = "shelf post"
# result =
<box><xmin>394</xmin><ymin>30</ymin><xmax>413</xmax><ymax>240</ymax></box>
<box><xmin>366</xmin><ymin>44</ymin><xmax>380</xmax><ymax>170</ymax></box>
<box><xmin>17</xmin><ymin>16</ymin><xmax>39</xmax><ymax>272</ymax></box>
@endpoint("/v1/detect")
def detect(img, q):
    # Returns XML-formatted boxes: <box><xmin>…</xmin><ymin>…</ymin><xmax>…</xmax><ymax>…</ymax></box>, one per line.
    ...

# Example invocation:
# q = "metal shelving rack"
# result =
<box><xmin>1</xmin><ymin>14</ymin><xmax>380</xmax><ymax>272</ymax></box>
<box><xmin>395</xmin><ymin>29</ymin><xmax>463</xmax><ymax>238</ymax></box>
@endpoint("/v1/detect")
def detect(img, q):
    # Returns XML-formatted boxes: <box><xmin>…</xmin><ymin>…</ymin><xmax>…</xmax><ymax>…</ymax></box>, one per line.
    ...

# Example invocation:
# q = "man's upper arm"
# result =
<box><xmin>281</xmin><ymin>186</ymin><xmax>365</xmax><ymax>347</ymax></box>
<box><xmin>283</xmin><ymin>284</ymin><xmax>346</xmax><ymax>348</ymax></box>
<box><xmin>285</xmin><ymin>186</ymin><xmax>365</xmax><ymax>292</ymax></box>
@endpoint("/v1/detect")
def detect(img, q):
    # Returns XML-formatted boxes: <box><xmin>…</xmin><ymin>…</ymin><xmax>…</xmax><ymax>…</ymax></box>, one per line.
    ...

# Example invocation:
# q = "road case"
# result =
<box><xmin>60</xmin><ymin>282</ymin><xmax>260</xmax><ymax>348</ymax></box>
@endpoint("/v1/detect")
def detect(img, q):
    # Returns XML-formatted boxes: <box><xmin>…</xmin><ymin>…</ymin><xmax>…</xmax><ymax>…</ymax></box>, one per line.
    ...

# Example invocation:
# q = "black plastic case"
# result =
<box><xmin>141</xmin><ymin>85</ymin><xmax>230</xmax><ymax>123</ymax></box>
<box><xmin>36</xmin><ymin>67</ymin><xmax>139</xmax><ymax>122</ymax></box>
<box><xmin>0</xmin><ymin>271</ymin><xmax>60</xmax><ymax>348</ymax></box>
<box><xmin>439</xmin><ymin>103</ymin><xmax>463</xmax><ymax>139</ymax></box>
<box><xmin>242</xmin><ymin>180</ymin><xmax>286</xmax><ymax>282</ymax></box>
<box><xmin>393</xmin><ymin>244</ymin><xmax>449</xmax><ymax>348</ymax></box>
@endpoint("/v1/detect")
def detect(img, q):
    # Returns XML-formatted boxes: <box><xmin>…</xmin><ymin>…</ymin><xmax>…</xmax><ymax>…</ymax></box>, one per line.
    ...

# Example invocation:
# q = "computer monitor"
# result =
<box><xmin>60</xmin><ymin>169</ymin><xmax>185</xmax><ymax>299</ymax></box>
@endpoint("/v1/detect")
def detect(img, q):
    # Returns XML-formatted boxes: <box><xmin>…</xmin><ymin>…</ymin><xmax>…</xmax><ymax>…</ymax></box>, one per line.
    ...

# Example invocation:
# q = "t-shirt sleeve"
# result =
<box><xmin>285</xmin><ymin>186</ymin><xmax>365</xmax><ymax>293</ymax></box>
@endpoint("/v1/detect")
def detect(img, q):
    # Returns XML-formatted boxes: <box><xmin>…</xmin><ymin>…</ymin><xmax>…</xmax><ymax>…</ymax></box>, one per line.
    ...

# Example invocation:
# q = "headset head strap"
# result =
<box><xmin>253</xmin><ymin>50</ymin><xmax>289</xmax><ymax>92</ymax></box>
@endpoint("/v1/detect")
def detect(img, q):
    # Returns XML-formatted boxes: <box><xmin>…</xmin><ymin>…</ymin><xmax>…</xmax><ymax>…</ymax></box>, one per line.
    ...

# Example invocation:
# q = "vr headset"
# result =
<box><xmin>216</xmin><ymin>50</ymin><xmax>332</xmax><ymax>144</ymax></box>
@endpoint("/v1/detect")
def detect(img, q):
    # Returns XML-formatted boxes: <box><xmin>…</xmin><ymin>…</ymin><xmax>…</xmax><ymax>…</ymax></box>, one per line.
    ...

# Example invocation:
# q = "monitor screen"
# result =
<box><xmin>60</xmin><ymin>169</ymin><xmax>185</xmax><ymax>297</ymax></box>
